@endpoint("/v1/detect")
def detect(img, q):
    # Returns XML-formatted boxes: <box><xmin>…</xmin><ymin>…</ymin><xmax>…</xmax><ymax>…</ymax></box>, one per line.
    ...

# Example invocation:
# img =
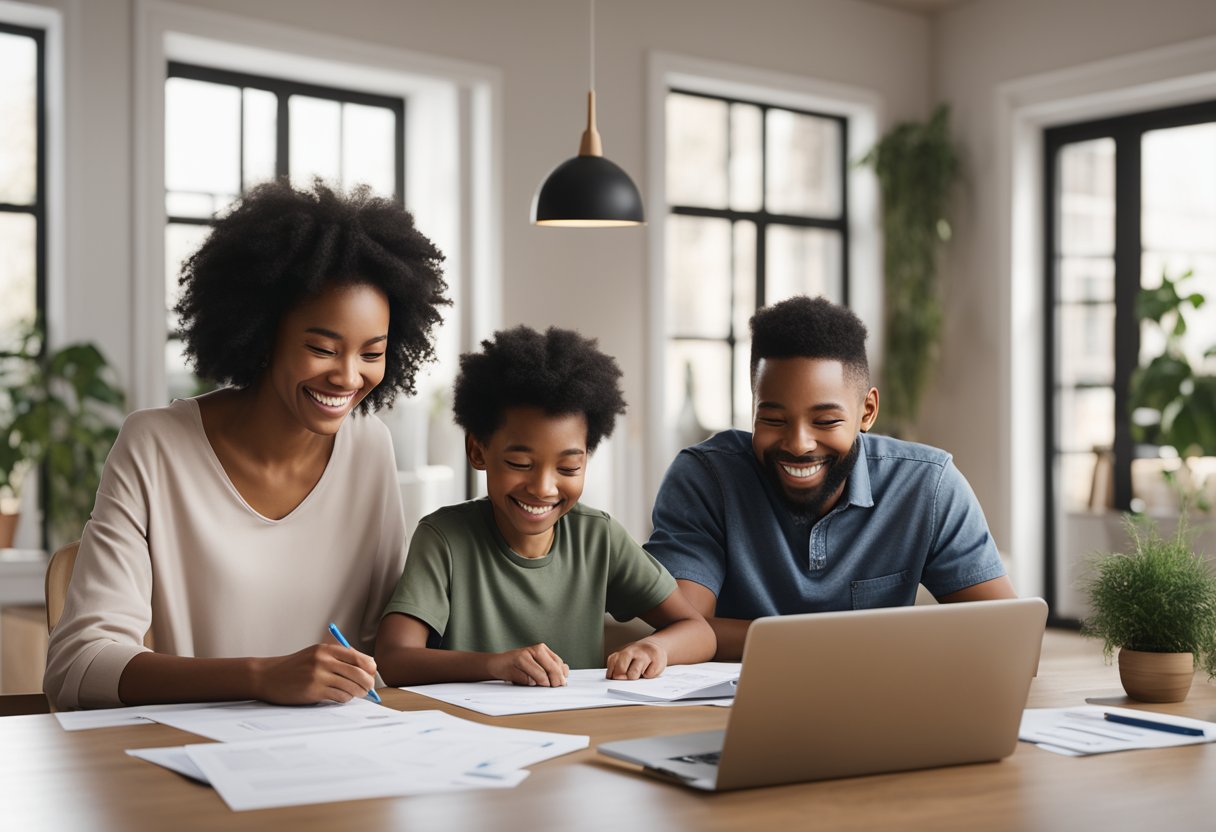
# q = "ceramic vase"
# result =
<box><xmin>1117</xmin><ymin>648</ymin><xmax>1194</xmax><ymax>703</ymax></box>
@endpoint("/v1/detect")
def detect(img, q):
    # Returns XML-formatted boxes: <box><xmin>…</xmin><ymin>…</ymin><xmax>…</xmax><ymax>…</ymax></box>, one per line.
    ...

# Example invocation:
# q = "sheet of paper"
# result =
<box><xmin>145</xmin><ymin>697</ymin><xmax>408</xmax><ymax>743</ymax></box>
<box><xmin>55</xmin><ymin>701</ymin><xmax>238</xmax><ymax>731</ymax></box>
<box><xmin>179</xmin><ymin>710</ymin><xmax>582</xmax><ymax>811</ymax></box>
<box><xmin>403</xmin><ymin>664</ymin><xmax>738</xmax><ymax>716</ymax></box>
<box><xmin>1020</xmin><ymin>705</ymin><xmax>1216</xmax><ymax>755</ymax></box>
<box><xmin>126</xmin><ymin>747</ymin><xmax>210</xmax><ymax>782</ymax></box>
<box><xmin>608</xmin><ymin>666</ymin><xmax>739</xmax><ymax>702</ymax></box>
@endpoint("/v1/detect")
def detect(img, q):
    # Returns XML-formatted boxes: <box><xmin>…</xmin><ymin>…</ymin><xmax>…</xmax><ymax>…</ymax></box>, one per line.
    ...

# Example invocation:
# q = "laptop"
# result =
<box><xmin>597</xmin><ymin>597</ymin><xmax>1048</xmax><ymax>791</ymax></box>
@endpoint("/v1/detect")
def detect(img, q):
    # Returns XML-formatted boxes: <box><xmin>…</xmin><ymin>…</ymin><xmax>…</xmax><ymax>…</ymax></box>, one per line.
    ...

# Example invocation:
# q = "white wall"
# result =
<box><xmin>926</xmin><ymin>0</ymin><xmax>1216</xmax><ymax>575</ymax></box>
<box><xmin>20</xmin><ymin>0</ymin><xmax>932</xmax><ymax>537</ymax></box>
<box><xmin>26</xmin><ymin>0</ymin><xmax>1216</xmax><ymax>554</ymax></box>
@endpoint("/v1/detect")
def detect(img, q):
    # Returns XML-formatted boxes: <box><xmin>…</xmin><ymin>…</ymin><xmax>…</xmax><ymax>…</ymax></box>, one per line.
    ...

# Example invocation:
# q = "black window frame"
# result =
<box><xmin>1</xmin><ymin>22</ymin><xmax>48</xmax><ymax>549</ymax></box>
<box><xmin>1042</xmin><ymin>98</ymin><xmax>1216</xmax><ymax>625</ymax></box>
<box><xmin>666</xmin><ymin>88</ymin><xmax>850</xmax><ymax>428</ymax></box>
<box><xmin>163</xmin><ymin>62</ymin><xmax>406</xmax><ymax>392</ymax></box>
<box><xmin>0</xmin><ymin>21</ymin><xmax>48</xmax><ymax>330</ymax></box>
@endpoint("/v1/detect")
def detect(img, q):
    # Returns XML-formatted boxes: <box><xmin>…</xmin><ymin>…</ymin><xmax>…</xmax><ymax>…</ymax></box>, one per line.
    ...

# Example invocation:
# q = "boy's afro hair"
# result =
<box><xmin>749</xmin><ymin>295</ymin><xmax>870</xmax><ymax>388</ymax></box>
<box><xmin>453</xmin><ymin>326</ymin><xmax>627</xmax><ymax>452</ymax></box>
<box><xmin>174</xmin><ymin>178</ymin><xmax>449</xmax><ymax>413</ymax></box>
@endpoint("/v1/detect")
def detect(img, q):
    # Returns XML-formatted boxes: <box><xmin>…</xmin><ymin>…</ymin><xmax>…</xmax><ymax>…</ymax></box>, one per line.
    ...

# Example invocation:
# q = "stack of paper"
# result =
<box><xmin>402</xmin><ymin>662</ymin><xmax>740</xmax><ymax>716</ymax></box>
<box><xmin>127</xmin><ymin>710</ymin><xmax>587</xmax><ymax>811</ymax></box>
<box><xmin>1020</xmin><ymin>705</ymin><xmax>1216</xmax><ymax>756</ymax></box>
<box><xmin>57</xmin><ymin>699</ymin><xmax>587</xmax><ymax>811</ymax></box>
<box><xmin>607</xmin><ymin>667</ymin><xmax>739</xmax><ymax>702</ymax></box>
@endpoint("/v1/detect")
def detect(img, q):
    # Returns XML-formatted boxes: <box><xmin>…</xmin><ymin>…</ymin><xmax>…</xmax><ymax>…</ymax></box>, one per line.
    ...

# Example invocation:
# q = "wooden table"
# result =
<box><xmin>3</xmin><ymin>630</ymin><xmax>1214</xmax><ymax>831</ymax></box>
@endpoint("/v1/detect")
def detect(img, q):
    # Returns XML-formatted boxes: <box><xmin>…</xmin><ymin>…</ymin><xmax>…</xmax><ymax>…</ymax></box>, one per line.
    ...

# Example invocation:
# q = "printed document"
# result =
<box><xmin>1020</xmin><ymin>705</ymin><xmax>1216</xmax><ymax>756</ymax></box>
<box><xmin>402</xmin><ymin>663</ymin><xmax>739</xmax><ymax>716</ymax></box>
<box><xmin>608</xmin><ymin>667</ymin><xmax>739</xmax><ymax>702</ymax></box>
<box><xmin>143</xmin><ymin>697</ymin><xmax>408</xmax><ymax>742</ymax></box>
<box><xmin>55</xmin><ymin>701</ymin><xmax>235</xmax><ymax>731</ymax></box>
<box><xmin>132</xmin><ymin>710</ymin><xmax>587</xmax><ymax>811</ymax></box>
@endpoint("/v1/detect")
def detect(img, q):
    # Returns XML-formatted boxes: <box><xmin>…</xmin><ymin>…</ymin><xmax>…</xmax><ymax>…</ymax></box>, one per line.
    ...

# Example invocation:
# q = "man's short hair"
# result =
<box><xmin>749</xmin><ymin>295</ymin><xmax>870</xmax><ymax>389</ymax></box>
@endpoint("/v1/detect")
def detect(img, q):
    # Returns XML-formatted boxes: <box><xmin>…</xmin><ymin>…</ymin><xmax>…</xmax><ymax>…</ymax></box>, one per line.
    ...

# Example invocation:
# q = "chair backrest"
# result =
<box><xmin>44</xmin><ymin>541</ymin><xmax>80</xmax><ymax>634</ymax></box>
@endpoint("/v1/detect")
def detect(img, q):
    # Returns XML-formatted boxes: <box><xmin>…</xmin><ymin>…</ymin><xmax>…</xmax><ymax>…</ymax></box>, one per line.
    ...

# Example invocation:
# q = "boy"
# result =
<box><xmin>376</xmin><ymin>326</ymin><xmax>715</xmax><ymax>686</ymax></box>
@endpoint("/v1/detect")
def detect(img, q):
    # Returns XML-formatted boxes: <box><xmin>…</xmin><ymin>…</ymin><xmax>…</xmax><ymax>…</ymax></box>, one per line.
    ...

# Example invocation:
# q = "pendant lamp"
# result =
<box><xmin>530</xmin><ymin>0</ymin><xmax>644</xmax><ymax>227</ymax></box>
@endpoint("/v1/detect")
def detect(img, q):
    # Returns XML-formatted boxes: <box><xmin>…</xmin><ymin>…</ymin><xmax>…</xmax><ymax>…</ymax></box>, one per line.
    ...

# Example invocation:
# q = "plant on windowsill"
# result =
<box><xmin>1128</xmin><ymin>268</ymin><xmax>1216</xmax><ymax>512</ymax></box>
<box><xmin>1081</xmin><ymin>513</ymin><xmax>1216</xmax><ymax>703</ymax></box>
<box><xmin>0</xmin><ymin>321</ymin><xmax>126</xmax><ymax>549</ymax></box>
<box><xmin>860</xmin><ymin>104</ymin><xmax>960</xmax><ymax>439</ymax></box>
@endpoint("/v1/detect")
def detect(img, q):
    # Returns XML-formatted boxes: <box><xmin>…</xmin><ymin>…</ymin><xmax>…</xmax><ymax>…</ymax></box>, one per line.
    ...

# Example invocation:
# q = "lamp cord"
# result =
<box><xmin>589</xmin><ymin>0</ymin><xmax>595</xmax><ymax>91</ymax></box>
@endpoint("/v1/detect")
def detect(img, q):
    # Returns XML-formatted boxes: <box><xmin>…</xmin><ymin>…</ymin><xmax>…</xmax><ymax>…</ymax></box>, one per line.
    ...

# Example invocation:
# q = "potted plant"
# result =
<box><xmin>1081</xmin><ymin>514</ymin><xmax>1216</xmax><ymax>702</ymax></box>
<box><xmin>860</xmin><ymin>104</ymin><xmax>960</xmax><ymax>439</ymax></box>
<box><xmin>0</xmin><ymin>322</ymin><xmax>126</xmax><ymax>549</ymax></box>
<box><xmin>1128</xmin><ymin>268</ymin><xmax>1216</xmax><ymax>511</ymax></box>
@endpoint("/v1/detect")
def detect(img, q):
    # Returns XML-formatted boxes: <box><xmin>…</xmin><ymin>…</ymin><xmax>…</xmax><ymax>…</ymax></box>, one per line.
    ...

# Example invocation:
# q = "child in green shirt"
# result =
<box><xmin>376</xmin><ymin>326</ymin><xmax>715</xmax><ymax>686</ymax></box>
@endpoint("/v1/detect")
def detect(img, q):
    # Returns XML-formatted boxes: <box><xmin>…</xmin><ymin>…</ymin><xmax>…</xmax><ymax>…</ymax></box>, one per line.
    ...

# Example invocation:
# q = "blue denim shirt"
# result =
<box><xmin>645</xmin><ymin>430</ymin><xmax>1005</xmax><ymax>619</ymax></box>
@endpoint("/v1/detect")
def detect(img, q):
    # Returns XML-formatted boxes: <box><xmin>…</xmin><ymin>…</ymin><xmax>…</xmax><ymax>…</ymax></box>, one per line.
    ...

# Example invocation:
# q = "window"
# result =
<box><xmin>163</xmin><ymin>62</ymin><xmax>405</xmax><ymax>399</ymax></box>
<box><xmin>0</xmin><ymin>22</ymin><xmax>44</xmax><ymax>349</ymax></box>
<box><xmin>664</xmin><ymin>89</ymin><xmax>848</xmax><ymax>446</ymax></box>
<box><xmin>1044</xmin><ymin>100</ymin><xmax>1216</xmax><ymax>618</ymax></box>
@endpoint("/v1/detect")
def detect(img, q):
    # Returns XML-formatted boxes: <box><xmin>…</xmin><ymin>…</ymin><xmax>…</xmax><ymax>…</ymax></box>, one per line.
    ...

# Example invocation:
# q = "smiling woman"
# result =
<box><xmin>43</xmin><ymin>180</ymin><xmax>449</xmax><ymax>710</ymax></box>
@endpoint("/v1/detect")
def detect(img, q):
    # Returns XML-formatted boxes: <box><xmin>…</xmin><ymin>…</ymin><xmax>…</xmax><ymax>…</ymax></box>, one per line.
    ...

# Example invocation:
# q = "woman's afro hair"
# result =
<box><xmin>452</xmin><ymin>326</ymin><xmax>627</xmax><ymax>452</ymax></box>
<box><xmin>174</xmin><ymin>178</ymin><xmax>449</xmax><ymax>413</ymax></box>
<box><xmin>749</xmin><ymin>295</ymin><xmax>870</xmax><ymax>388</ymax></box>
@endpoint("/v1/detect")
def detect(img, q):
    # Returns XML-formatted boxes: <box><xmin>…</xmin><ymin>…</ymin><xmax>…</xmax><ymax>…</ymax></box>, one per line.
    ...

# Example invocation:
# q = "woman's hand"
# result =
<box><xmin>251</xmin><ymin>644</ymin><xmax>377</xmax><ymax>704</ymax></box>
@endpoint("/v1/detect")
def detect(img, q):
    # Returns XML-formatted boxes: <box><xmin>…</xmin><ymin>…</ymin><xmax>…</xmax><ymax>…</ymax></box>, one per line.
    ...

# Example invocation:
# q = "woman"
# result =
<box><xmin>44</xmin><ymin>180</ymin><xmax>448</xmax><ymax>710</ymax></box>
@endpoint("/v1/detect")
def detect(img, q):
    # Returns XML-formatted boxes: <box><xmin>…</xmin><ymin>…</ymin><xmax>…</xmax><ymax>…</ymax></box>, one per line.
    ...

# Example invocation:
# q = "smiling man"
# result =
<box><xmin>645</xmin><ymin>296</ymin><xmax>1015</xmax><ymax>660</ymax></box>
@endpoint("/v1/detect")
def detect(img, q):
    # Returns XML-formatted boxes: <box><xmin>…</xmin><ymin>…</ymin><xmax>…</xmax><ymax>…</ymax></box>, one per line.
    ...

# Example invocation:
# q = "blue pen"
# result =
<box><xmin>1104</xmin><ymin>712</ymin><xmax>1204</xmax><ymax>736</ymax></box>
<box><xmin>327</xmin><ymin>622</ymin><xmax>382</xmax><ymax>704</ymax></box>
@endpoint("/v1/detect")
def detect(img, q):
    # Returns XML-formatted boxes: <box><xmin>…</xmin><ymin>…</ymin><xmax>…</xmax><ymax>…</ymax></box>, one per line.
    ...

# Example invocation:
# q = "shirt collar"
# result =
<box><xmin>841</xmin><ymin>433</ymin><xmax>875</xmax><ymax>510</ymax></box>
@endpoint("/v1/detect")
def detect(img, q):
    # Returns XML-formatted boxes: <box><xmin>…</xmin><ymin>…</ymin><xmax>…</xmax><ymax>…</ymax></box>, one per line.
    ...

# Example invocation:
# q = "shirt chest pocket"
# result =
<box><xmin>850</xmin><ymin>570</ymin><xmax>913</xmax><ymax>610</ymax></box>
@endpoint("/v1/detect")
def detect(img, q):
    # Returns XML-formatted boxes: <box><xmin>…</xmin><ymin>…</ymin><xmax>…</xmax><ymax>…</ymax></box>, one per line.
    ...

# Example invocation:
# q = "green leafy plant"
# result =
<box><xmin>860</xmin><ymin>104</ymin><xmax>960</xmax><ymax>438</ymax></box>
<box><xmin>1081</xmin><ymin>514</ymin><xmax>1216</xmax><ymax>677</ymax></box>
<box><xmin>1129</xmin><ymin>268</ymin><xmax>1216</xmax><ymax>511</ymax></box>
<box><xmin>0</xmin><ymin>322</ymin><xmax>126</xmax><ymax>546</ymax></box>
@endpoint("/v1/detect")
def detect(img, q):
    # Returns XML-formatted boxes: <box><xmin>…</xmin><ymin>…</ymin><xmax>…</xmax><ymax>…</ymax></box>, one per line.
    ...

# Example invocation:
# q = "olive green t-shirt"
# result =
<box><xmin>382</xmin><ymin>499</ymin><xmax>677</xmax><ymax>668</ymax></box>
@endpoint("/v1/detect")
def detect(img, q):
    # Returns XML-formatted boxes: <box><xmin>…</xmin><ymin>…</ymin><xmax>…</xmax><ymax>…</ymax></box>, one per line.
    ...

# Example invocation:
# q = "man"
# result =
<box><xmin>645</xmin><ymin>296</ymin><xmax>1015</xmax><ymax>660</ymax></box>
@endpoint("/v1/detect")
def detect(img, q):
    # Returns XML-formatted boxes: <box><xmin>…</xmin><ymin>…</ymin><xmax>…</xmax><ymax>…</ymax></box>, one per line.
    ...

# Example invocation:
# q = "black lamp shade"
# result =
<box><xmin>531</xmin><ymin>155</ymin><xmax>645</xmax><ymax>226</ymax></box>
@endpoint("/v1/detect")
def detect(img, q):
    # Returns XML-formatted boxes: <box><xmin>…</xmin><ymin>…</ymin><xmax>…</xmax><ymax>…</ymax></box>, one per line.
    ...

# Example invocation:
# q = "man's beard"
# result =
<box><xmin>763</xmin><ymin>438</ymin><xmax>861</xmax><ymax>524</ymax></box>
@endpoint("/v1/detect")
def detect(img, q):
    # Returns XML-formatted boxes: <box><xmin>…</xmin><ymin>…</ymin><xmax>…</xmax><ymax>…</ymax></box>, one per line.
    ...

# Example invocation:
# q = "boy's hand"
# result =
<box><xmin>251</xmin><ymin>644</ymin><xmax>377</xmax><ymax>705</ymax></box>
<box><xmin>606</xmin><ymin>639</ymin><xmax>668</xmax><ymax>680</ymax></box>
<box><xmin>488</xmin><ymin>643</ymin><xmax>570</xmax><ymax>687</ymax></box>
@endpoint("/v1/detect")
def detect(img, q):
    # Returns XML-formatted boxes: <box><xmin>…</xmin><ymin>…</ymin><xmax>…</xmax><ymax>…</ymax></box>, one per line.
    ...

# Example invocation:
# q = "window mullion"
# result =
<box><xmin>276</xmin><ymin>92</ymin><xmax>289</xmax><ymax>181</ymax></box>
<box><xmin>757</xmin><ymin>106</ymin><xmax>768</xmax><ymax>308</ymax></box>
<box><xmin>1111</xmin><ymin>126</ymin><xmax>1142</xmax><ymax>511</ymax></box>
<box><xmin>839</xmin><ymin>116</ymin><xmax>850</xmax><ymax>306</ymax></box>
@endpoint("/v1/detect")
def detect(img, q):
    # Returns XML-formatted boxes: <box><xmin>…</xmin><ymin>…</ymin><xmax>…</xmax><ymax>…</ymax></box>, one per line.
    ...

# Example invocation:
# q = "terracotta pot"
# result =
<box><xmin>0</xmin><ymin>512</ymin><xmax>17</xmax><ymax>549</ymax></box>
<box><xmin>1118</xmin><ymin>647</ymin><xmax>1194</xmax><ymax>703</ymax></box>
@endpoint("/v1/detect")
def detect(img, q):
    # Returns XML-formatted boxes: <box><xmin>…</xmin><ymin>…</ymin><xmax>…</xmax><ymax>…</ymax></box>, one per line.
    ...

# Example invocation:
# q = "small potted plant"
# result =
<box><xmin>1081</xmin><ymin>514</ymin><xmax>1216</xmax><ymax>702</ymax></box>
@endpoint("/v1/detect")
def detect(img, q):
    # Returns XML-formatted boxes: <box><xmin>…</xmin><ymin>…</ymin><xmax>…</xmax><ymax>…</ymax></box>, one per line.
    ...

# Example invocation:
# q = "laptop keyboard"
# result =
<box><xmin>670</xmin><ymin>751</ymin><xmax>721</xmax><ymax>766</ymax></box>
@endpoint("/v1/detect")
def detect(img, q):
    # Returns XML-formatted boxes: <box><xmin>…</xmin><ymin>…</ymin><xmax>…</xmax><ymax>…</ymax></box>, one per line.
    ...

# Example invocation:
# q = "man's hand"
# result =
<box><xmin>606</xmin><ymin>639</ymin><xmax>668</xmax><ymax>680</ymax></box>
<box><xmin>487</xmin><ymin>643</ymin><xmax>570</xmax><ymax>687</ymax></box>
